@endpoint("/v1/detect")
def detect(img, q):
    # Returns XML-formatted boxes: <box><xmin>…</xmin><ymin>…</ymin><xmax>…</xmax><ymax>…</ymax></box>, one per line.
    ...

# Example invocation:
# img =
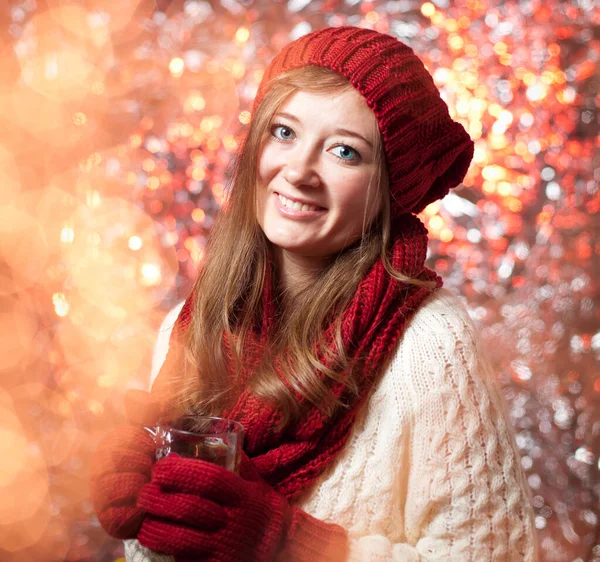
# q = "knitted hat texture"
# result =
<box><xmin>253</xmin><ymin>26</ymin><xmax>475</xmax><ymax>216</ymax></box>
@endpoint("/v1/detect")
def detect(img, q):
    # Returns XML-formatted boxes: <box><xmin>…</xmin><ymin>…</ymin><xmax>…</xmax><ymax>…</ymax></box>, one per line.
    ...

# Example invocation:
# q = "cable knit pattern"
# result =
<box><xmin>124</xmin><ymin>288</ymin><xmax>538</xmax><ymax>561</ymax></box>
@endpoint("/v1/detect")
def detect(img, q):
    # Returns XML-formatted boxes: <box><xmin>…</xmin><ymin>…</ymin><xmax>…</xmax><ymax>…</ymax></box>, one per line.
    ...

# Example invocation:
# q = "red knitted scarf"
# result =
<box><xmin>152</xmin><ymin>213</ymin><xmax>441</xmax><ymax>501</ymax></box>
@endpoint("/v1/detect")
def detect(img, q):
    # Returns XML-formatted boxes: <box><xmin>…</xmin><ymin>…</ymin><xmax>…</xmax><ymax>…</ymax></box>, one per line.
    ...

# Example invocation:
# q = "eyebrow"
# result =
<box><xmin>274</xmin><ymin>112</ymin><xmax>374</xmax><ymax>149</ymax></box>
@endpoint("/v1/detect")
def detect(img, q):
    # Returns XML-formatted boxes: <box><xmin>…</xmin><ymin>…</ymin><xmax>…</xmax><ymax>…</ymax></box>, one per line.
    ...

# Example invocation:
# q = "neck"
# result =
<box><xmin>274</xmin><ymin>249</ymin><xmax>330</xmax><ymax>300</ymax></box>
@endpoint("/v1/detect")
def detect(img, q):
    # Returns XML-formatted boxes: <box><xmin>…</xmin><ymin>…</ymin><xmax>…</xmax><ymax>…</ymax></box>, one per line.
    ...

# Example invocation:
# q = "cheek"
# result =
<box><xmin>257</xmin><ymin>144</ymin><xmax>278</xmax><ymax>183</ymax></box>
<box><xmin>334</xmin><ymin>173</ymin><xmax>377</xmax><ymax>210</ymax></box>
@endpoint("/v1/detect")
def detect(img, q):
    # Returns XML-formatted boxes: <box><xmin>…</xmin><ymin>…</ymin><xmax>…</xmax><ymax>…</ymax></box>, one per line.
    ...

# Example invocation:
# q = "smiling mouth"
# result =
<box><xmin>275</xmin><ymin>192</ymin><xmax>325</xmax><ymax>212</ymax></box>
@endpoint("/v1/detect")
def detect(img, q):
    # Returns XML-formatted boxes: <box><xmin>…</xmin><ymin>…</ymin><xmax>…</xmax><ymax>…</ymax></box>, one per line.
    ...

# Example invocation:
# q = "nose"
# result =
<box><xmin>282</xmin><ymin>147</ymin><xmax>321</xmax><ymax>188</ymax></box>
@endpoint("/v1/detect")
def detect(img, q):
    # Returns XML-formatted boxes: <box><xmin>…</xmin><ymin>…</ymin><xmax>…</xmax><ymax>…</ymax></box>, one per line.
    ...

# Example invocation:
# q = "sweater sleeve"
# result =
<box><xmin>344</xmin><ymin>293</ymin><xmax>539</xmax><ymax>561</ymax></box>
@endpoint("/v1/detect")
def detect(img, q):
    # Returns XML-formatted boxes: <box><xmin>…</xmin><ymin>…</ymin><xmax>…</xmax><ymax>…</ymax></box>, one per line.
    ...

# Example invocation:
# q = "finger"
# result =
<box><xmin>138</xmin><ymin>482</ymin><xmax>227</xmax><ymax>531</ymax></box>
<box><xmin>91</xmin><ymin>471</ymin><xmax>149</xmax><ymax>514</ymax></box>
<box><xmin>138</xmin><ymin>516</ymin><xmax>215</xmax><ymax>557</ymax></box>
<box><xmin>151</xmin><ymin>456</ymin><xmax>242</xmax><ymax>505</ymax></box>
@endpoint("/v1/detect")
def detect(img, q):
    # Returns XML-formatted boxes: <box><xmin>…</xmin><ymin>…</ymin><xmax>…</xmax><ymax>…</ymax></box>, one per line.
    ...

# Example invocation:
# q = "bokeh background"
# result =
<box><xmin>0</xmin><ymin>0</ymin><xmax>598</xmax><ymax>560</ymax></box>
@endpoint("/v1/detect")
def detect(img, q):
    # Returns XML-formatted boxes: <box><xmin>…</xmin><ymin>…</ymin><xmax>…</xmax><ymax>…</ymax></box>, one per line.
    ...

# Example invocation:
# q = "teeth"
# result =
<box><xmin>278</xmin><ymin>194</ymin><xmax>318</xmax><ymax>212</ymax></box>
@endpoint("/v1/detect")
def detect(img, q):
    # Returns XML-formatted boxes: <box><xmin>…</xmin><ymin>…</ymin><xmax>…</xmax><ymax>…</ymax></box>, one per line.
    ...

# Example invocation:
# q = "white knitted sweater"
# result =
<box><xmin>124</xmin><ymin>288</ymin><xmax>539</xmax><ymax>561</ymax></box>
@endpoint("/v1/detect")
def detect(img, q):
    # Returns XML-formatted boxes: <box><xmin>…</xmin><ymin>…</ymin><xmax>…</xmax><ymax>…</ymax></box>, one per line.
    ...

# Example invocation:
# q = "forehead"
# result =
<box><xmin>274</xmin><ymin>88</ymin><xmax>377</xmax><ymax>138</ymax></box>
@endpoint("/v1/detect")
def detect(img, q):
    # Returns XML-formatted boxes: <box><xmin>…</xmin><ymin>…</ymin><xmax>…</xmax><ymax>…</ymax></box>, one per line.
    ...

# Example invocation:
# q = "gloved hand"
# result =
<box><xmin>89</xmin><ymin>389</ymin><xmax>163</xmax><ymax>539</ymax></box>
<box><xmin>136</xmin><ymin>454</ymin><xmax>348</xmax><ymax>562</ymax></box>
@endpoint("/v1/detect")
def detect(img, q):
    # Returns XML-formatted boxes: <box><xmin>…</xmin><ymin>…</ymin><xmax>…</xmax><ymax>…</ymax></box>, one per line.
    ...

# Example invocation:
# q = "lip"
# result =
<box><xmin>273</xmin><ymin>192</ymin><xmax>327</xmax><ymax>219</ymax></box>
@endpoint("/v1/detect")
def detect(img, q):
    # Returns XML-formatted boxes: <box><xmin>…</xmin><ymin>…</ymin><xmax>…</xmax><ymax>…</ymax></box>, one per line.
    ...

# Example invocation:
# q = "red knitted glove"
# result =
<box><xmin>136</xmin><ymin>455</ymin><xmax>348</xmax><ymax>562</ymax></box>
<box><xmin>89</xmin><ymin>390</ymin><xmax>162</xmax><ymax>539</ymax></box>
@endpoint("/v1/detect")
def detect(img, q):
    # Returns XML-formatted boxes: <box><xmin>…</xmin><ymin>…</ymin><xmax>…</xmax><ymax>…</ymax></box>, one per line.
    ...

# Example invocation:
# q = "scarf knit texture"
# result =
<box><xmin>152</xmin><ymin>214</ymin><xmax>442</xmax><ymax>502</ymax></box>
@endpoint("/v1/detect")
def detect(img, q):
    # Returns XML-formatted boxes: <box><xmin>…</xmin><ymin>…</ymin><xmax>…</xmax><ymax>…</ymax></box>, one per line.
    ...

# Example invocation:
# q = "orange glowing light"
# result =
<box><xmin>440</xmin><ymin>229</ymin><xmax>454</xmax><ymax>242</ymax></box>
<box><xmin>186</xmin><ymin>92</ymin><xmax>206</xmax><ymax>112</ymax></box>
<box><xmin>169</xmin><ymin>57</ymin><xmax>185</xmax><ymax>77</ymax></box>
<box><xmin>448</xmin><ymin>35</ymin><xmax>464</xmax><ymax>51</ymax></box>
<box><xmin>212</xmin><ymin>183</ymin><xmax>226</xmax><ymax>206</ymax></box>
<box><xmin>223</xmin><ymin>134</ymin><xmax>238</xmax><ymax>152</ymax></box>
<box><xmin>146</xmin><ymin>176</ymin><xmax>159</xmax><ymax>190</ymax></box>
<box><xmin>482</xmin><ymin>165</ymin><xmax>507</xmax><ymax>181</ymax></box>
<box><xmin>239</xmin><ymin>110</ymin><xmax>251</xmax><ymax>124</ymax></box>
<box><xmin>458</xmin><ymin>16</ymin><xmax>471</xmax><ymax>28</ymax></box>
<box><xmin>0</xmin><ymin>207</ymin><xmax>50</xmax><ymax>295</ymax></box>
<box><xmin>526</xmin><ymin>83</ymin><xmax>548</xmax><ymax>101</ymax></box>
<box><xmin>421</xmin><ymin>2</ymin><xmax>436</xmax><ymax>17</ymax></box>
<box><xmin>365</xmin><ymin>11</ymin><xmax>379</xmax><ymax>23</ymax></box>
<box><xmin>231</xmin><ymin>61</ymin><xmax>245</xmax><ymax>79</ymax></box>
<box><xmin>235</xmin><ymin>27</ymin><xmax>250</xmax><ymax>43</ymax></box>
<box><xmin>497</xmin><ymin>182</ymin><xmax>512</xmax><ymax>197</ymax></box>
<box><xmin>128</xmin><ymin>236</ymin><xmax>142</xmax><ymax>251</ymax></box>
<box><xmin>0</xmin><ymin>146</ymin><xmax>20</xmax><ymax>204</ymax></box>
<box><xmin>200</xmin><ymin>118</ymin><xmax>214</xmax><ymax>133</ymax></box>
<box><xmin>146</xmin><ymin>137</ymin><xmax>162</xmax><ymax>153</ymax></box>
<box><xmin>72</xmin><ymin>111</ymin><xmax>86</xmax><ymax>126</ymax></box>
<box><xmin>17</xmin><ymin>15</ymin><xmax>108</xmax><ymax>105</ymax></box>
<box><xmin>130</xmin><ymin>134</ymin><xmax>143</xmax><ymax>148</ymax></box>
<box><xmin>428</xmin><ymin>215</ymin><xmax>444</xmax><ymax>231</ymax></box>
<box><xmin>489</xmin><ymin>134</ymin><xmax>508</xmax><ymax>149</ymax></box>
<box><xmin>142</xmin><ymin>158</ymin><xmax>156</xmax><ymax>173</ymax></box>
<box><xmin>192</xmin><ymin>168</ymin><xmax>206</xmax><ymax>181</ymax></box>
<box><xmin>140</xmin><ymin>263</ymin><xmax>162</xmax><ymax>287</ymax></box>
<box><xmin>52</xmin><ymin>292</ymin><xmax>69</xmax><ymax>317</ymax></box>
<box><xmin>191</xmin><ymin>248</ymin><xmax>205</xmax><ymax>265</ymax></box>
<box><xmin>192</xmin><ymin>208</ymin><xmax>206</xmax><ymax>223</ymax></box>
<box><xmin>431</xmin><ymin>12</ymin><xmax>444</xmax><ymax>26</ymax></box>
<box><xmin>60</xmin><ymin>225</ymin><xmax>75</xmax><ymax>244</ymax></box>
<box><xmin>482</xmin><ymin>181</ymin><xmax>496</xmax><ymax>194</ymax></box>
<box><xmin>444</xmin><ymin>18</ymin><xmax>458</xmax><ymax>32</ymax></box>
<box><xmin>465</xmin><ymin>43</ymin><xmax>478</xmax><ymax>57</ymax></box>
<box><xmin>493</xmin><ymin>42</ymin><xmax>508</xmax><ymax>55</ymax></box>
<box><xmin>508</xmin><ymin>199</ymin><xmax>523</xmax><ymax>213</ymax></box>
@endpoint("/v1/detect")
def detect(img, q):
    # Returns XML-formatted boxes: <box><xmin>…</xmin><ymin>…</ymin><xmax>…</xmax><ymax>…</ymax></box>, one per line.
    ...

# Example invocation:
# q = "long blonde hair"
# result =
<box><xmin>173</xmin><ymin>65</ymin><xmax>436</xmax><ymax>425</ymax></box>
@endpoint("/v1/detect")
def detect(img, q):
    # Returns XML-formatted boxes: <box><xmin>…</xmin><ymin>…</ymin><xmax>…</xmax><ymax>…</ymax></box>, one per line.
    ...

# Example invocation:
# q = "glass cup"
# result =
<box><xmin>144</xmin><ymin>416</ymin><xmax>244</xmax><ymax>473</ymax></box>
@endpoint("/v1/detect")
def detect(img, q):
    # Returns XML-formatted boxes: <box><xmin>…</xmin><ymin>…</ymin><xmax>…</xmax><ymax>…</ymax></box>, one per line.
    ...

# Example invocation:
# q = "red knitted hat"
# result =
<box><xmin>253</xmin><ymin>26</ymin><xmax>474</xmax><ymax>216</ymax></box>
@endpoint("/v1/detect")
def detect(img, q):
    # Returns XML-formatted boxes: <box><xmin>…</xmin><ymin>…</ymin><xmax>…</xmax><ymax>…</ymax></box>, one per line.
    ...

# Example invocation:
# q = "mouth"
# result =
<box><xmin>273</xmin><ymin>192</ymin><xmax>327</xmax><ymax>219</ymax></box>
<box><xmin>274</xmin><ymin>192</ymin><xmax>326</xmax><ymax>212</ymax></box>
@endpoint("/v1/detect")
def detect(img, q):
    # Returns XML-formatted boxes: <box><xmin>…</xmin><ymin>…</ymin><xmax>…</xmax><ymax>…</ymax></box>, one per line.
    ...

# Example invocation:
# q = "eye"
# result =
<box><xmin>330</xmin><ymin>144</ymin><xmax>361</xmax><ymax>163</ymax></box>
<box><xmin>271</xmin><ymin>124</ymin><xmax>295</xmax><ymax>141</ymax></box>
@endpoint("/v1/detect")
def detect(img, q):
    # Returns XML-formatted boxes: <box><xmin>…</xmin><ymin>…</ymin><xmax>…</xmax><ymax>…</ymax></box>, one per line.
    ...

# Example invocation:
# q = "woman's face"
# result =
<box><xmin>256</xmin><ymin>88</ymin><xmax>381</xmax><ymax>266</ymax></box>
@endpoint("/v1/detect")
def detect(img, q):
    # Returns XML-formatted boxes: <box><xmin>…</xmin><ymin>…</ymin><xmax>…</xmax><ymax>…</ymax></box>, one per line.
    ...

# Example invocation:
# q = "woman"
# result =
<box><xmin>91</xmin><ymin>26</ymin><xmax>539</xmax><ymax>561</ymax></box>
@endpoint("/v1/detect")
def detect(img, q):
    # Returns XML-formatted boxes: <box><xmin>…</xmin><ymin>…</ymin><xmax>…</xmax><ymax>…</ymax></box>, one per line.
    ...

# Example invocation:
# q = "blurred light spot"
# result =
<box><xmin>546</xmin><ymin>181</ymin><xmax>560</xmax><ymax>200</ymax></box>
<box><xmin>169</xmin><ymin>57</ymin><xmax>185</xmax><ymax>78</ymax></box>
<box><xmin>73</xmin><ymin>112</ymin><xmax>86</xmax><ymax>126</ymax></box>
<box><xmin>52</xmin><ymin>292</ymin><xmax>69</xmax><ymax>317</ymax></box>
<box><xmin>192</xmin><ymin>208</ymin><xmax>206</xmax><ymax>223</ymax></box>
<box><xmin>421</xmin><ymin>2</ymin><xmax>436</xmax><ymax>17</ymax></box>
<box><xmin>60</xmin><ymin>226</ymin><xmax>74</xmax><ymax>244</ymax></box>
<box><xmin>467</xmin><ymin>229</ymin><xmax>481</xmax><ymax>243</ymax></box>
<box><xmin>140</xmin><ymin>263</ymin><xmax>161</xmax><ymax>287</ymax></box>
<box><xmin>574</xmin><ymin>446</ymin><xmax>594</xmax><ymax>465</ymax></box>
<box><xmin>128</xmin><ymin>236</ymin><xmax>142</xmax><ymax>251</ymax></box>
<box><xmin>235</xmin><ymin>26</ymin><xmax>250</xmax><ymax>42</ymax></box>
